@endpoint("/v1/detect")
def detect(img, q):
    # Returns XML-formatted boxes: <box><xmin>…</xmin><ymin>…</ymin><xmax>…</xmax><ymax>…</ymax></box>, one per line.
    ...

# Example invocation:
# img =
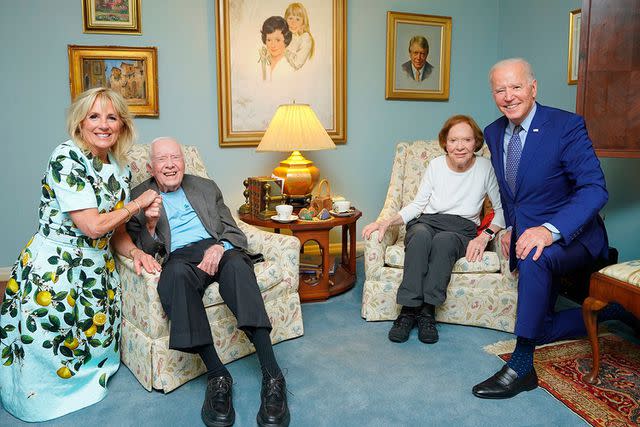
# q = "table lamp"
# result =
<box><xmin>256</xmin><ymin>103</ymin><xmax>336</xmax><ymax>204</ymax></box>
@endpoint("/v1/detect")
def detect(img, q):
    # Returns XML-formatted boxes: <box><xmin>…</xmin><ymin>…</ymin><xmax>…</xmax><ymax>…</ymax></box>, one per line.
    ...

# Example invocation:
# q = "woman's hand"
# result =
<box><xmin>131</xmin><ymin>248</ymin><xmax>161</xmax><ymax>275</ymax></box>
<box><xmin>362</xmin><ymin>220</ymin><xmax>389</xmax><ymax>242</ymax></box>
<box><xmin>135</xmin><ymin>189</ymin><xmax>159</xmax><ymax>210</ymax></box>
<box><xmin>465</xmin><ymin>233</ymin><xmax>491</xmax><ymax>262</ymax></box>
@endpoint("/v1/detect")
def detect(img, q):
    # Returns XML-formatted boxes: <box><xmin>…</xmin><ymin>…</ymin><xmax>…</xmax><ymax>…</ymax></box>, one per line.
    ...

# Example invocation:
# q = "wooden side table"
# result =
<box><xmin>239</xmin><ymin>210</ymin><xmax>362</xmax><ymax>302</ymax></box>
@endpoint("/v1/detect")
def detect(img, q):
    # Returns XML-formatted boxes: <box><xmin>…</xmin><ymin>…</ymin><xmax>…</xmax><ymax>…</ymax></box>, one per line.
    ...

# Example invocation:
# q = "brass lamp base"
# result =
<box><xmin>272</xmin><ymin>150</ymin><xmax>319</xmax><ymax>197</ymax></box>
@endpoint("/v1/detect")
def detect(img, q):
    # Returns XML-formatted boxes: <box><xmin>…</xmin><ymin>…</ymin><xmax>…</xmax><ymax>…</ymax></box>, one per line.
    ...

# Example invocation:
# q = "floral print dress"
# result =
<box><xmin>0</xmin><ymin>140</ymin><xmax>130</xmax><ymax>422</ymax></box>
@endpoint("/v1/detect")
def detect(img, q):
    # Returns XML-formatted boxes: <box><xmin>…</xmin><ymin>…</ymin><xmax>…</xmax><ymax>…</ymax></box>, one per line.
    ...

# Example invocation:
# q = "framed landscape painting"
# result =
<box><xmin>82</xmin><ymin>0</ymin><xmax>142</xmax><ymax>34</ymax></box>
<box><xmin>68</xmin><ymin>45</ymin><xmax>158</xmax><ymax>116</ymax></box>
<box><xmin>215</xmin><ymin>0</ymin><xmax>346</xmax><ymax>147</ymax></box>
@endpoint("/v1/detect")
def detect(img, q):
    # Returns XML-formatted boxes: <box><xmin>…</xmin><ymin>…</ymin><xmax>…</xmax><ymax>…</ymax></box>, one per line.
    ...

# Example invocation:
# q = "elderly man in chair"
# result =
<box><xmin>126</xmin><ymin>137</ymin><xmax>289</xmax><ymax>427</ymax></box>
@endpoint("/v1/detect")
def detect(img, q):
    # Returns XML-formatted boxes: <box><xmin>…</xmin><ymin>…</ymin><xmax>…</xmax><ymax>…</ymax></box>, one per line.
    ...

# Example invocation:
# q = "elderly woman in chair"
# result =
<box><xmin>362</xmin><ymin>115</ymin><xmax>505</xmax><ymax>344</ymax></box>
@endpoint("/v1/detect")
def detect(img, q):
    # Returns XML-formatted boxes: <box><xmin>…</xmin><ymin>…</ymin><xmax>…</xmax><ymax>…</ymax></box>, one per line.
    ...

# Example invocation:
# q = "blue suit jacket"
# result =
<box><xmin>484</xmin><ymin>103</ymin><xmax>609</xmax><ymax>271</ymax></box>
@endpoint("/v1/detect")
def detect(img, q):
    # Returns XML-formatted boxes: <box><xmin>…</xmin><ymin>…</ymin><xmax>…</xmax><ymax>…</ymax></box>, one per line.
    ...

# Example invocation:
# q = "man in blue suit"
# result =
<box><xmin>472</xmin><ymin>58</ymin><xmax>621</xmax><ymax>399</ymax></box>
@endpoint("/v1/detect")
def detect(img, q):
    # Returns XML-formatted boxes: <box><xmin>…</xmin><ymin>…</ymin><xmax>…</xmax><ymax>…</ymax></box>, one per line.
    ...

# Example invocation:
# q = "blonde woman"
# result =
<box><xmin>284</xmin><ymin>2</ymin><xmax>315</xmax><ymax>70</ymax></box>
<box><xmin>0</xmin><ymin>87</ymin><xmax>160</xmax><ymax>422</ymax></box>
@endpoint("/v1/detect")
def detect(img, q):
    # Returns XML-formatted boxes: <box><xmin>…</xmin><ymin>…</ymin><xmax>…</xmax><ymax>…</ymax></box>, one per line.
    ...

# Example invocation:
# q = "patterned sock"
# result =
<box><xmin>198</xmin><ymin>344</ymin><xmax>231</xmax><ymax>379</ymax></box>
<box><xmin>507</xmin><ymin>336</ymin><xmax>535</xmax><ymax>377</ymax></box>
<box><xmin>249</xmin><ymin>328</ymin><xmax>283</xmax><ymax>379</ymax></box>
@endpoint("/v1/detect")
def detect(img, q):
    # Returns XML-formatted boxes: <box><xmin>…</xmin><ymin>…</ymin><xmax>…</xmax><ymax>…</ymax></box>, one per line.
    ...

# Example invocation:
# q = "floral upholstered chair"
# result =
<box><xmin>361</xmin><ymin>140</ymin><xmax>518</xmax><ymax>332</ymax></box>
<box><xmin>116</xmin><ymin>144</ymin><xmax>304</xmax><ymax>393</ymax></box>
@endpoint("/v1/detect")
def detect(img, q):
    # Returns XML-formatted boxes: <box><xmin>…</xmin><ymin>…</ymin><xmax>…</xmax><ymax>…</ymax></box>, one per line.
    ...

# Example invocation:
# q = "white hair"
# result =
<box><xmin>488</xmin><ymin>58</ymin><xmax>536</xmax><ymax>85</ymax></box>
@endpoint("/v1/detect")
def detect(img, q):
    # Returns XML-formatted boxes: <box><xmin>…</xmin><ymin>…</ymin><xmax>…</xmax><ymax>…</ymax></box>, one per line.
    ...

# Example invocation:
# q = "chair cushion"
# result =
<box><xmin>202</xmin><ymin>260</ymin><xmax>283</xmax><ymax>307</ymax></box>
<box><xmin>598</xmin><ymin>260</ymin><xmax>640</xmax><ymax>287</ymax></box>
<box><xmin>384</xmin><ymin>244</ymin><xmax>500</xmax><ymax>273</ymax></box>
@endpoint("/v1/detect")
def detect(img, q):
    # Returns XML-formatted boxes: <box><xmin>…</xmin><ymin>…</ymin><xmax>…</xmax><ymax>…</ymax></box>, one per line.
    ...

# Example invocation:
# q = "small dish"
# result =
<box><xmin>330</xmin><ymin>209</ymin><xmax>355</xmax><ymax>217</ymax></box>
<box><xmin>271</xmin><ymin>214</ymin><xmax>298</xmax><ymax>223</ymax></box>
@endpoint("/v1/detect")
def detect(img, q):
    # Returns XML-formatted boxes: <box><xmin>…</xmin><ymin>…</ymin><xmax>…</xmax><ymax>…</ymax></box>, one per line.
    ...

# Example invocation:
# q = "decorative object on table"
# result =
<box><xmin>298</xmin><ymin>208</ymin><xmax>314</xmax><ymax>221</ymax></box>
<box><xmin>256</xmin><ymin>104</ymin><xmax>336</xmax><ymax>205</ymax></box>
<box><xmin>310</xmin><ymin>179</ymin><xmax>333</xmax><ymax>212</ymax></box>
<box><xmin>238</xmin><ymin>178</ymin><xmax>251</xmax><ymax>214</ymax></box>
<box><xmin>485</xmin><ymin>335</ymin><xmax>640</xmax><ymax>427</ymax></box>
<box><xmin>275</xmin><ymin>204</ymin><xmax>294</xmax><ymax>220</ymax></box>
<box><xmin>330</xmin><ymin>208</ymin><xmax>356</xmax><ymax>217</ymax></box>
<box><xmin>270</xmin><ymin>214</ymin><xmax>298</xmax><ymax>223</ymax></box>
<box><xmin>244</xmin><ymin>176</ymin><xmax>286</xmax><ymax>220</ymax></box>
<box><xmin>317</xmin><ymin>208</ymin><xmax>332</xmax><ymax>220</ymax></box>
<box><xmin>333</xmin><ymin>199</ymin><xmax>351</xmax><ymax>213</ymax></box>
<box><xmin>82</xmin><ymin>0</ymin><xmax>141</xmax><ymax>35</ymax></box>
<box><xmin>68</xmin><ymin>45</ymin><xmax>158</xmax><ymax>116</ymax></box>
<box><xmin>215</xmin><ymin>0</ymin><xmax>346</xmax><ymax>147</ymax></box>
<box><xmin>385</xmin><ymin>11</ymin><xmax>452</xmax><ymax>101</ymax></box>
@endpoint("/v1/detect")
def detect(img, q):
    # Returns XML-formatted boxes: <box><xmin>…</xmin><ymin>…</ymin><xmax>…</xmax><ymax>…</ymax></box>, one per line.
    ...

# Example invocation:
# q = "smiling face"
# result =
<box><xmin>409</xmin><ymin>43</ymin><xmax>427</xmax><ymax>70</ymax></box>
<box><xmin>148</xmin><ymin>138</ymin><xmax>185</xmax><ymax>193</ymax></box>
<box><xmin>80</xmin><ymin>97</ymin><xmax>122</xmax><ymax>160</ymax></box>
<box><xmin>445</xmin><ymin>122</ymin><xmax>477</xmax><ymax>172</ymax></box>
<box><xmin>286</xmin><ymin>14</ymin><xmax>303</xmax><ymax>34</ymax></box>
<box><xmin>266</xmin><ymin>29</ymin><xmax>287</xmax><ymax>60</ymax></box>
<box><xmin>490</xmin><ymin>61</ymin><xmax>537</xmax><ymax>125</ymax></box>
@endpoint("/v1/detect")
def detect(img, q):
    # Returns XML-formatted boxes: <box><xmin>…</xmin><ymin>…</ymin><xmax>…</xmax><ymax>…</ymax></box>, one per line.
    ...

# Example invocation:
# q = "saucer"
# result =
<box><xmin>330</xmin><ymin>209</ymin><xmax>355</xmax><ymax>217</ymax></box>
<box><xmin>271</xmin><ymin>214</ymin><xmax>298</xmax><ymax>223</ymax></box>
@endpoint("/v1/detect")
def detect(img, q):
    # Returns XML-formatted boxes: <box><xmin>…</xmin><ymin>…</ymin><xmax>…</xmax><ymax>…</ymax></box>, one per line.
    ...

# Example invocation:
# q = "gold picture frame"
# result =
<box><xmin>215</xmin><ymin>0</ymin><xmax>347</xmax><ymax>147</ymax></box>
<box><xmin>68</xmin><ymin>45</ymin><xmax>159</xmax><ymax>117</ymax></box>
<box><xmin>385</xmin><ymin>11</ymin><xmax>451</xmax><ymax>101</ymax></box>
<box><xmin>82</xmin><ymin>0</ymin><xmax>141</xmax><ymax>35</ymax></box>
<box><xmin>567</xmin><ymin>9</ymin><xmax>581</xmax><ymax>85</ymax></box>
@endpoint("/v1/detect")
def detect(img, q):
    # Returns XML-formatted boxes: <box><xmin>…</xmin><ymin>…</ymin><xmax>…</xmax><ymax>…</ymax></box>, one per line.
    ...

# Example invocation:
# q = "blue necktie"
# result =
<box><xmin>505</xmin><ymin>125</ymin><xmax>523</xmax><ymax>193</ymax></box>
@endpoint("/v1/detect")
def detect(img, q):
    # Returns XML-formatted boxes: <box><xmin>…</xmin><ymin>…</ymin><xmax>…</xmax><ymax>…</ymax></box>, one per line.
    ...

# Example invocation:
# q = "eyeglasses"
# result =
<box><xmin>446</xmin><ymin>138</ymin><xmax>474</xmax><ymax>145</ymax></box>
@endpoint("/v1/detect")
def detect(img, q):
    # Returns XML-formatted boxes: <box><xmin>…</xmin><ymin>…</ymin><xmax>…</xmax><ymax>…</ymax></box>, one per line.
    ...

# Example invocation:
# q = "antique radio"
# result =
<box><xmin>240</xmin><ymin>176</ymin><xmax>285</xmax><ymax>220</ymax></box>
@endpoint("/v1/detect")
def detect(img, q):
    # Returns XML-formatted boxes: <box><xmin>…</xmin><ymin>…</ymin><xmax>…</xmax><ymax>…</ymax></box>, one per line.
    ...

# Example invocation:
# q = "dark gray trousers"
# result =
<box><xmin>396</xmin><ymin>214</ymin><xmax>477</xmax><ymax>307</ymax></box>
<box><xmin>157</xmin><ymin>238</ymin><xmax>271</xmax><ymax>352</ymax></box>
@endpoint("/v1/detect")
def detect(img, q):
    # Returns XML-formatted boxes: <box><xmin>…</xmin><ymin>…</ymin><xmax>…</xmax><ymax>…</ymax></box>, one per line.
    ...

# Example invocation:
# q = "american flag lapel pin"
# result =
<box><xmin>533</xmin><ymin>128</ymin><xmax>539</xmax><ymax>132</ymax></box>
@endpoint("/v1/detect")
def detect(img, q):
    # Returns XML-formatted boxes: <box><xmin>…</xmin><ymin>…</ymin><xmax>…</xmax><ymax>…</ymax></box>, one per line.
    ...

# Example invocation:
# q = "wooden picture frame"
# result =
<box><xmin>82</xmin><ymin>0</ymin><xmax>142</xmax><ymax>35</ymax></box>
<box><xmin>215</xmin><ymin>0</ymin><xmax>347</xmax><ymax>147</ymax></box>
<box><xmin>385</xmin><ymin>11</ymin><xmax>451</xmax><ymax>101</ymax></box>
<box><xmin>567</xmin><ymin>9</ymin><xmax>581</xmax><ymax>85</ymax></box>
<box><xmin>68</xmin><ymin>45</ymin><xmax>159</xmax><ymax>117</ymax></box>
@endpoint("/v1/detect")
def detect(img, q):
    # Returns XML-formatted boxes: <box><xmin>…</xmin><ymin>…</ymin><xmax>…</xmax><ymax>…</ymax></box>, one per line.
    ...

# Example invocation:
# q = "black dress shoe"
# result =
<box><xmin>416</xmin><ymin>314</ymin><xmax>438</xmax><ymax>344</ymax></box>
<box><xmin>388</xmin><ymin>314</ymin><xmax>416</xmax><ymax>343</ymax></box>
<box><xmin>472</xmin><ymin>365</ymin><xmax>538</xmax><ymax>399</ymax></box>
<box><xmin>201</xmin><ymin>375</ymin><xmax>235</xmax><ymax>427</ymax></box>
<box><xmin>257</xmin><ymin>375</ymin><xmax>290</xmax><ymax>427</ymax></box>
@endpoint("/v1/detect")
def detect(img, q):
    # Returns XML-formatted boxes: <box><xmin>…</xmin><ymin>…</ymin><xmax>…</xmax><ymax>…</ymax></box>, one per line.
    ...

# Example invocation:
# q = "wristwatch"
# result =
<box><xmin>482</xmin><ymin>228</ymin><xmax>496</xmax><ymax>241</ymax></box>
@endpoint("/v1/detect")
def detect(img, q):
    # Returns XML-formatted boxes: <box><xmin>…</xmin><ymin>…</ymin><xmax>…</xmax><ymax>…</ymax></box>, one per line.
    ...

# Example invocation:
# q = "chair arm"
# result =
<box><xmin>364</xmin><ymin>227</ymin><xmax>398</xmax><ymax>281</ymax></box>
<box><xmin>237</xmin><ymin>220</ymin><xmax>301</xmax><ymax>293</ymax></box>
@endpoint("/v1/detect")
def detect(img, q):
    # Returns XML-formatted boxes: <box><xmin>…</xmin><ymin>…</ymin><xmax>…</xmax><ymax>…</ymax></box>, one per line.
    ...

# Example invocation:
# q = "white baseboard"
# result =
<box><xmin>0</xmin><ymin>267</ymin><xmax>11</xmax><ymax>282</ymax></box>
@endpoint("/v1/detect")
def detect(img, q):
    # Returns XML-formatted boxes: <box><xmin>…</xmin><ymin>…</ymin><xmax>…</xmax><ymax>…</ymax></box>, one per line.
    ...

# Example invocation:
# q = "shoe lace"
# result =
<box><xmin>416</xmin><ymin>315</ymin><xmax>435</xmax><ymax>329</ymax></box>
<box><xmin>208</xmin><ymin>376</ymin><xmax>232</xmax><ymax>397</ymax></box>
<box><xmin>393</xmin><ymin>314</ymin><xmax>414</xmax><ymax>327</ymax></box>
<box><xmin>263</xmin><ymin>376</ymin><xmax>287</xmax><ymax>408</ymax></box>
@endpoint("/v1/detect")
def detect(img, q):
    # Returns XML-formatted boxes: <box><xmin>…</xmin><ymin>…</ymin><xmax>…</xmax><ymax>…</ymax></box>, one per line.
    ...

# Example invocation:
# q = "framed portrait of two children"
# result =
<box><xmin>385</xmin><ymin>11</ymin><xmax>452</xmax><ymax>101</ymax></box>
<box><xmin>215</xmin><ymin>0</ymin><xmax>347</xmax><ymax>147</ymax></box>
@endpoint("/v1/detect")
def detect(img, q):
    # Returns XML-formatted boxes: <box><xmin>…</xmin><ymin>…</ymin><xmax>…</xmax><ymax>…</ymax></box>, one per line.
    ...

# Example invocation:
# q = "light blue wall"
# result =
<box><xmin>2</xmin><ymin>0</ymin><xmax>638</xmax><ymax>265</ymax></box>
<box><xmin>498</xmin><ymin>0</ymin><xmax>640</xmax><ymax>262</ymax></box>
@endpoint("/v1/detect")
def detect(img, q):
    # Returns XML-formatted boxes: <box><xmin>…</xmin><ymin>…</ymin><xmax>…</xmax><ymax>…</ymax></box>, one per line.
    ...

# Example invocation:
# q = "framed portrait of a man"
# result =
<box><xmin>215</xmin><ymin>0</ymin><xmax>346</xmax><ymax>147</ymax></box>
<box><xmin>385</xmin><ymin>11</ymin><xmax>451</xmax><ymax>101</ymax></box>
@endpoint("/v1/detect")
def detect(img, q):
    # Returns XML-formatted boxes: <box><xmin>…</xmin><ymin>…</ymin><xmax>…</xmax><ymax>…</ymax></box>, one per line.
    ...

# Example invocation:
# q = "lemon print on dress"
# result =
<box><xmin>107</xmin><ymin>289</ymin><xmax>115</xmax><ymax>301</ymax></box>
<box><xmin>6</xmin><ymin>278</ymin><xmax>19</xmax><ymax>294</ymax></box>
<box><xmin>36</xmin><ymin>290</ymin><xmax>52</xmax><ymax>306</ymax></box>
<box><xmin>93</xmin><ymin>312</ymin><xmax>107</xmax><ymax>326</ymax></box>
<box><xmin>57</xmin><ymin>366</ymin><xmax>72</xmax><ymax>379</ymax></box>
<box><xmin>114</xmin><ymin>200</ymin><xmax>124</xmax><ymax>210</ymax></box>
<box><xmin>66</xmin><ymin>293</ymin><xmax>76</xmax><ymax>307</ymax></box>
<box><xmin>21</xmin><ymin>252</ymin><xmax>30</xmax><ymax>267</ymax></box>
<box><xmin>84</xmin><ymin>324</ymin><xmax>97</xmax><ymax>338</ymax></box>
<box><xmin>63</xmin><ymin>337</ymin><xmax>79</xmax><ymax>350</ymax></box>
<box><xmin>105</xmin><ymin>259</ymin><xmax>116</xmax><ymax>273</ymax></box>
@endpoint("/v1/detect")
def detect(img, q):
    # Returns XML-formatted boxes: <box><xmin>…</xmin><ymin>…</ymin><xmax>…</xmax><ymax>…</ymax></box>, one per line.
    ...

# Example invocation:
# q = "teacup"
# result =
<box><xmin>334</xmin><ymin>200</ymin><xmax>351</xmax><ymax>213</ymax></box>
<box><xmin>275</xmin><ymin>204</ymin><xmax>293</xmax><ymax>219</ymax></box>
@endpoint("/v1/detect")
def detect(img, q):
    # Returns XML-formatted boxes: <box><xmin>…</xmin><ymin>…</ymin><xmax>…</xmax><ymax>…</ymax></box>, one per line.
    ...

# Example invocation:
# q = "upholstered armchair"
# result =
<box><xmin>361</xmin><ymin>140</ymin><xmax>518</xmax><ymax>332</ymax></box>
<box><xmin>116</xmin><ymin>144</ymin><xmax>304</xmax><ymax>393</ymax></box>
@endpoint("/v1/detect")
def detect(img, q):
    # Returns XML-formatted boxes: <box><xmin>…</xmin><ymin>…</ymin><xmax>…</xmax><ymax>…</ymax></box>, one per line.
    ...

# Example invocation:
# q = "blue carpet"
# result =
<box><xmin>5</xmin><ymin>258</ymin><xmax>633</xmax><ymax>426</ymax></box>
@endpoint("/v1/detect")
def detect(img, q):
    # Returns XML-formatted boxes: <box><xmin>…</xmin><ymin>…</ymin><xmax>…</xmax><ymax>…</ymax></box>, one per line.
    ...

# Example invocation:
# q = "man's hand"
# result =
<box><xmin>144</xmin><ymin>196</ymin><xmax>162</xmax><ymax>235</ymax></box>
<box><xmin>500</xmin><ymin>229</ymin><xmax>512</xmax><ymax>258</ymax></box>
<box><xmin>197</xmin><ymin>244</ymin><xmax>225</xmax><ymax>275</ymax></box>
<box><xmin>515</xmin><ymin>226</ymin><xmax>553</xmax><ymax>261</ymax></box>
<box><xmin>130</xmin><ymin>248</ymin><xmax>162</xmax><ymax>275</ymax></box>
